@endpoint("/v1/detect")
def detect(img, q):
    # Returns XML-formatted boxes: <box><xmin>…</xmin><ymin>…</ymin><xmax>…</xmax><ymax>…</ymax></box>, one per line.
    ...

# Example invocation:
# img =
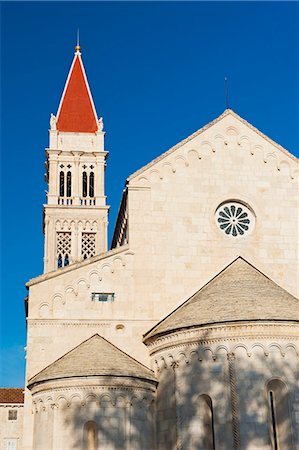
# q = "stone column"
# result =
<box><xmin>172</xmin><ymin>361</ymin><xmax>182</xmax><ymax>450</ymax></box>
<box><xmin>73</xmin><ymin>154</ymin><xmax>80</xmax><ymax>206</ymax></box>
<box><xmin>227</xmin><ymin>353</ymin><xmax>241</xmax><ymax>450</ymax></box>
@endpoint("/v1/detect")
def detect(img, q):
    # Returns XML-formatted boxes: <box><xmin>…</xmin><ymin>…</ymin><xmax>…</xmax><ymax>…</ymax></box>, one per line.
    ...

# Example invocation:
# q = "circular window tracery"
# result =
<box><xmin>216</xmin><ymin>202</ymin><xmax>254</xmax><ymax>237</ymax></box>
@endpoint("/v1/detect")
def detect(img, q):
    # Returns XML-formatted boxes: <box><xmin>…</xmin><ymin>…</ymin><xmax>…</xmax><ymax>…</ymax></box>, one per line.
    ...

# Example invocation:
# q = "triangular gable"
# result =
<box><xmin>56</xmin><ymin>51</ymin><xmax>99</xmax><ymax>133</ymax></box>
<box><xmin>128</xmin><ymin>109</ymin><xmax>297</xmax><ymax>182</ymax></box>
<box><xmin>144</xmin><ymin>257</ymin><xmax>299</xmax><ymax>342</ymax></box>
<box><xmin>28</xmin><ymin>334</ymin><xmax>156</xmax><ymax>387</ymax></box>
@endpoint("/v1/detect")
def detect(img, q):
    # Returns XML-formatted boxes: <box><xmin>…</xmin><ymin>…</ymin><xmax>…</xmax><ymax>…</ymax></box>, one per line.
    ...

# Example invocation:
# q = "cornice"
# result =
<box><xmin>28</xmin><ymin>320</ymin><xmax>112</xmax><ymax>327</ymax></box>
<box><xmin>26</xmin><ymin>245</ymin><xmax>132</xmax><ymax>287</ymax></box>
<box><xmin>147</xmin><ymin>322</ymin><xmax>299</xmax><ymax>356</ymax></box>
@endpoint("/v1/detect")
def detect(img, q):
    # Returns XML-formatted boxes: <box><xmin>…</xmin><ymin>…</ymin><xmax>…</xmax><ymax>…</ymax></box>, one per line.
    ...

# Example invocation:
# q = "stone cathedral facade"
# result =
<box><xmin>18</xmin><ymin>45</ymin><xmax>299</xmax><ymax>450</ymax></box>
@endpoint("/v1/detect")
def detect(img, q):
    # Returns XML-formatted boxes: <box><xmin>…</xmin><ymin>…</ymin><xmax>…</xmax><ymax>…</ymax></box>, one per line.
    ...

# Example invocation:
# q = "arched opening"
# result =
<box><xmin>83</xmin><ymin>421</ymin><xmax>97</xmax><ymax>450</ymax></box>
<box><xmin>64</xmin><ymin>254</ymin><xmax>69</xmax><ymax>267</ymax></box>
<box><xmin>266</xmin><ymin>379</ymin><xmax>293</xmax><ymax>449</ymax></box>
<box><xmin>59</xmin><ymin>171</ymin><xmax>65</xmax><ymax>197</ymax></box>
<box><xmin>89</xmin><ymin>172</ymin><xmax>94</xmax><ymax>197</ymax></box>
<box><xmin>57</xmin><ymin>254</ymin><xmax>62</xmax><ymax>269</ymax></box>
<box><xmin>82</xmin><ymin>171</ymin><xmax>87</xmax><ymax>197</ymax></box>
<box><xmin>198</xmin><ymin>394</ymin><xmax>215</xmax><ymax>450</ymax></box>
<box><xmin>66</xmin><ymin>171</ymin><xmax>72</xmax><ymax>197</ymax></box>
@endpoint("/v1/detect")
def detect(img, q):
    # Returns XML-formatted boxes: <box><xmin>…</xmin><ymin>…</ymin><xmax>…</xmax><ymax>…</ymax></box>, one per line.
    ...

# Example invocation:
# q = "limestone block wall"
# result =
<box><xmin>127</xmin><ymin>114</ymin><xmax>299</xmax><ymax>325</ymax></box>
<box><xmin>0</xmin><ymin>404</ymin><xmax>24</xmax><ymax>450</ymax></box>
<box><xmin>26</xmin><ymin>245</ymin><xmax>154</xmax><ymax>382</ymax></box>
<box><xmin>30</xmin><ymin>377</ymin><xmax>156</xmax><ymax>450</ymax></box>
<box><xmin>147</xmin><ymin>322</ymin><xmax>299</xmax><ymax>450</ymax></box>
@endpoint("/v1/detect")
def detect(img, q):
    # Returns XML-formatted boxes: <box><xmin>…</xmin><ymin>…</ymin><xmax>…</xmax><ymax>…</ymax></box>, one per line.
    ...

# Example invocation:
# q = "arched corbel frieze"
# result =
<box><xmin>233</xmin><ymin>343</ymin><xmax>251</xmax><ymax>357</ymax></box>
<box><xmin>251</xmin><ymin>342</ymin><xmax>269</xmax><ymax>357</ymax></box>
<box><xmin>38</xmin><ymin>302</ymin><xmax>51</xmax><ymax>318</ymax></box>
<box><xmin>187</xmin><ymin>148</ymin><xmax>201</xmax><ymax>164</ymax></box>
<box><xmin>174</xmin><ymin>154</ymin><xmax>189</xmax><ymax>169</ymax></box>
<box><xmin>85</xmin><ymin>393</ymin><xmax>98</xmax><ymax>404</ymax></box>
<box><xmin>277</xmin><ymin>159</ymin><xmax>292</xmax><ymax>177</ymax></box>
<box><xmin>77</xmin><ymin>277</ymin><xmax>90</xmax><ymax>290</ymax></box>
<box><xmin>285</xmin><ymin>343</ymin><xmax>299</xmax><ymax>357</ymax></box>
<box><xmin>268</xmin><ymin>343</ymin><xmax>286</xmax><ymax>357</ymax></box>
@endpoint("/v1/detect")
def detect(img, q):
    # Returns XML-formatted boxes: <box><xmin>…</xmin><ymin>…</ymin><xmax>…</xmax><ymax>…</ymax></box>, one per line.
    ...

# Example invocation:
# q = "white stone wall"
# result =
<box><xmin>148</xmin><ymin>323</ymin><xmax>299</xmax><ymax>450</ymax></box>
<box><xmin>44</xmin><ymin>126</ymin><xmax>108</xmax><ymax>273</ymax></box>
<box><xmin>30</xmin><ymin>378</ymin><xmax>156</xmax><ymax>450</ymax></box>
<box><xmin>23</xmin><ymin>112</ymin><xmax>299</xmax><ymax>449</ymax></box>
<box><xmin>127</xmin><ymin>114</ymin><xmax>299</xmax><ymax>323</ymax></box>
<box><xmin>0</xmin><ymin>404</ymin><xmax>24</xmax><ymax>450</ymax></box>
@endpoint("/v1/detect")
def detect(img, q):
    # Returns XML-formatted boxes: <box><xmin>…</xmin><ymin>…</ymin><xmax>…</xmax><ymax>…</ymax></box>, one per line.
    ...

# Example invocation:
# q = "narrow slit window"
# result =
<box><xmin>82</xmin><ymin>171</ymin><xmax>87</xmax><ymax>197</ymax></box>
<box><xmin>197</xmin><ymin>395</ymin><xmax>215</xmax><ymax>450</ymax></box>
<box><xmin>89</xmin><ymin>172</ymin><xmax>94</xmax><ymax>197</ymax></box>
<box><xmin>83</xmin><ymin>421</ymin><xmax>97</xmax><ymax>450</ymax></box>
<box><xmin>59</xmin><ymin>171</ymin><xmax>65</xmax><ymax>197</ymax></box>
<box><xmin>269</xmin><ymin>391</ymin><xmax>278</xmax><ymax>450</ymax></box>
<box><xmin>266</xmin><ymin>379</ymin><xmax>293</xmax><ymax>449</ymax></box>
<box><xmin>66</xmin><ymin>171</ymin><xmax>72</xmax><ymax>197</ymax></box>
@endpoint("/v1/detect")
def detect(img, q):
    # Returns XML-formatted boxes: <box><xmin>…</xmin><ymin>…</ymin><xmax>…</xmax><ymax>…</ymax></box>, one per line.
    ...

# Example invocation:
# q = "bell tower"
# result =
<box><xmin>43</xmin><ymin>44</ymin><xmax>109</xmax><ymax>273</ymax></box>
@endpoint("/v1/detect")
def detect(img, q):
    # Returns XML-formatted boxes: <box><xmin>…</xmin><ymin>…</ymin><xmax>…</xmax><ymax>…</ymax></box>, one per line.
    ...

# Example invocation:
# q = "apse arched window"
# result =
<box><xmin>59</xmin><ymin>171</ymin><xmax>65</xmax><ymax>197</ymax></box>
<box><xmin>89</xmin><ymin>172</ymin><xmax>94</xmax><ymax>197</ymax></box>
<box><xmin>83</xmin><ymin>421</ymin><xmax>97</xmax><ymax>450</ymax></box>
<box><xmin>66</xmin><ymin>171</ymin><xmax>72</xmax><ymax>197</ymax></box>
<box><xmin>267</xmin><ymin>379</ymin><xmax>293</xmax><ymax>449</ymax></box>
<box><xmin>82</xmin><ymin>171</ymin><xmax>88</xmax><ymax>198</ymax></box>
<box><xmin>198</xmin><ymin>394</ymin><xmax>215</xmax><ymax>450</ymax></box>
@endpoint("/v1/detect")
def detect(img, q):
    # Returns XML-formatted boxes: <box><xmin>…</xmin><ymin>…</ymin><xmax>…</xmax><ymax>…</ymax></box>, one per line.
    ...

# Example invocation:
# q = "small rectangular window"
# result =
<box><xmin>8</xmin><ymin>409</ymin><xmax>17</xmax><ymax>420</ymax></box>
<box><xmin>91</xmin><ymin>293</ymin><xmax>115</xmax><ymax>302</ymax></box>
<box><xmin>6</xmin><ymin>439</ymin><xmax>17</xmax><ymax>450</ymax></box>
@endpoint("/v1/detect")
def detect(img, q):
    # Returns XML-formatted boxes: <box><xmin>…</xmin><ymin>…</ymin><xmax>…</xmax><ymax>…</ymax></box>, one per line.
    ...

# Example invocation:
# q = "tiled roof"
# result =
<box><xmin>0</xmin><ymin>388</ymin><xmax>24</xmax><ymax>404</ymax></box>
<box><xmin>56</xmin><ymin>52</ymin><xmax>98</xmax><ymax>133</ymax></box>
<box><xmin>28</xmin><ymin>334</ymin><xmax>156</xmax><ymax>387</ymax></box>
<box><xmin>144</xmin><ymin>257</ymin><xmax>299</xmax><ymax>341</ymax></box>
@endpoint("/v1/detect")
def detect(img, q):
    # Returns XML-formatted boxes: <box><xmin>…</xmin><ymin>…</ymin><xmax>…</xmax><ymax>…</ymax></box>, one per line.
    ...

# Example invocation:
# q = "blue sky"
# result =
<box><xmin>1</xmin><ymin>1</ymin><xmax>298</xmax><ymax>387</ymax></box>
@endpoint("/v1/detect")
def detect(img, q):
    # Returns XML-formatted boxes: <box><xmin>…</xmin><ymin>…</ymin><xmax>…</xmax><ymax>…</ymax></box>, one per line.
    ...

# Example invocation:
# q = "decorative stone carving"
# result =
<box><xmin>98</xmin><ymin>117</ymin><xmax>104</xmax><ymax>131</ymax></box>
<box><xmin>50</xmin><ymin>113</ymin><xmax>57</xmax><ymax>130</ymax></box>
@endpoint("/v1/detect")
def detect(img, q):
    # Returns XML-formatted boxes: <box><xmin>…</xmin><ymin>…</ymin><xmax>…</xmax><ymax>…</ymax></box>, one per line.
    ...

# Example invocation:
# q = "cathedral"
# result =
<box><xmin>2</xmin><ymin>43</ymin><xmax>299</xmax><ymax>450</ymax></box>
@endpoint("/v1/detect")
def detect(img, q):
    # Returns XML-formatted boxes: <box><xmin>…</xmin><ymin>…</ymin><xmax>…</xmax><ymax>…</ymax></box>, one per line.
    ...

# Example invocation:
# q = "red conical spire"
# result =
<box><xmin>56</xmin><ymin>47</ymin><xmax>99</xmax><ymax>133</ymax></box>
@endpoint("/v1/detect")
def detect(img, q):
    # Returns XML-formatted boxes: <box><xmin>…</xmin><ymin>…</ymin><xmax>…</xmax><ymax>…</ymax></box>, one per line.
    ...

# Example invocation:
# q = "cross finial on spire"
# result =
<box><xmin>225</xmin><ymin>76</ymin><xmax>229</xmax><ymax>109</ymax></box>
<box><xmin>75</xmin><ymin>28</ymin><xmax>81</xmax><ymax>53</ymax></box>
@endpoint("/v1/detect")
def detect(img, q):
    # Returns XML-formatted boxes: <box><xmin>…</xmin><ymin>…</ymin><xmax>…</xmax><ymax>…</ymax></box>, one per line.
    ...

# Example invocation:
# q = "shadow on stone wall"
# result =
<box><xmin>63</xmin><ymin>330</ymin><xmax>298</xmax><ymax>449</ymax></box>
<box><xmin>62</xmin><ymin>383</ymin><xmax>155</xmax><ymax>450</ymax></box>
<box><xmin>151</xmin><ymin>327</ymin><xmax>298</xmax><ymax>450</ymax></box>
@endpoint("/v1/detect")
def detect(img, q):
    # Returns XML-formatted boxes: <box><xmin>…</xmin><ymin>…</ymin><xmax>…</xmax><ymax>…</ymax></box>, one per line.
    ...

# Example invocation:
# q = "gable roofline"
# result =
<box><xmin>56</xmin><ymin>50</ymin><xmax>99</xmax><ymax>133</ymax></box>
<box><xmin>128</xmin><ymin>109</ymin><xmax>298</xmax><ymax>182</ymax></box>
<box><xmin>143</xmin><ymin>256</ymin><xmax>299</xmax><ymax>342</ymax></box>
<box><xmin>26</xmin><ymin>244</ymin><xmax>131</xmax><ymax>287</ymax></box>
<box><xmin>28</xmin><ymin>333</ymin><xmax>156</xmax><ymax>387</ymax></box>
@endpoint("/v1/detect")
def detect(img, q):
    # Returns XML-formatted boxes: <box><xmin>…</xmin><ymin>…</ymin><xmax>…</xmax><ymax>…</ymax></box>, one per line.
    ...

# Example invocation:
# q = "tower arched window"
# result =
<box><xmin>198</xmin><ymin>395</ymin><xmax>215</xmax><ymax>450</ymax></box>
<box><xmin>66</xmin><ymin>171</ymin><xmax>72</xmax><ymax>197</ymax></box>
<box><xmin>59</xmin><ymin>171</ymin><xmax>65</xmax><ymax>197</ymax></box>
<box><xmin>266</xmin><ymin>379</ymin><xmax>292</xmax><ymax>449</ymax></box>
<box><xmin>57</xmin><ymin>254</ymin><xmax>62</xmax><ymax>269</ymax></box>
<box><xmin>89</xmin><ymin>172</ymin><xmax>94</xmax><ymax>197</ymax></box>
<box><xmin>82</xmin><ymin>171</ymin><xmax>87</xmax><ymax>198</ymax></box>
<box><xmin>83</xmin><ymin>421</ymin><xmax>97</xmax><ymax>450</ymax></box>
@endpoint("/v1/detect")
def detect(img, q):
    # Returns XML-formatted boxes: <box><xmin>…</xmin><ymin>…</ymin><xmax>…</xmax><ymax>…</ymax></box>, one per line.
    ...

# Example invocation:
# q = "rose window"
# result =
<box><xmin>216</xmin><ymin>202</ymin><xmax>254</xmax><ymax>237</ymax></box>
